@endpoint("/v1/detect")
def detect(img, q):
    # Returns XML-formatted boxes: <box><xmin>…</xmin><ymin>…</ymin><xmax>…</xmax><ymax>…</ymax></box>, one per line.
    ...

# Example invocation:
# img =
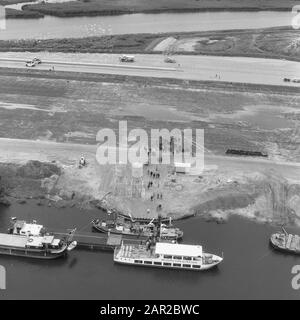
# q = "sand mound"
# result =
<box><xmin>153</xmin><ymin>37</ymin><xmax>177</xmax><ymax>51</ymax></box>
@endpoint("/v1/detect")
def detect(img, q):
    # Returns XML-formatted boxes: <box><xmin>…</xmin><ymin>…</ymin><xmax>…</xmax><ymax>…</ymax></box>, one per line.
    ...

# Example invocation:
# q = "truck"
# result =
<box><xmin>119</xmin><ymin>55</ymin><xmax>135</xmax><ymax>62</ymax></box>
<box><xmin>164</xmin><ymin>56</ymin><xmax>176</xmax><ymax>63</ymax></box>
<box><xmin>25</xmin><ymin>61</ymin><xmax>36</xmax><ymax>67</ymax></box>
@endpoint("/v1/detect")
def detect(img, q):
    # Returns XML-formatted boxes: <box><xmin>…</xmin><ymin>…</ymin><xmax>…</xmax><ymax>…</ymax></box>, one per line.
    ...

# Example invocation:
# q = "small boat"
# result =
<box><xmin>92</xmin><ymin>216</ymin><xmax>183</xmax><ymax>241</ymax></box>
<box><xmin>270</xmin><ymin>227</ymin><xmax>300</xmax><ymax>255</ymax></box>
<box><xmin>0</xmin><ymin>218</ymin><xmax>78</xmax><ymax>259</ymax></box>
<box><xmin>114</xmin><ymin>241</ymin><xmax>223</xmax><ymax>271</ymax></box>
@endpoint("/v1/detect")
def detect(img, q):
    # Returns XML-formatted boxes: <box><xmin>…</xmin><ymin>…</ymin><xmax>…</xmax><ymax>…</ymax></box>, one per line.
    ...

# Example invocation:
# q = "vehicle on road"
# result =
<box><xmin>119</xmin><ymin>55</ymin><xmax>135</xmax><ymax>62</ymax></box>
<box><xmin>32</xmin><ymin>57</ymin><xmax>42</xmax><ymax>64</ymax></box>
<box><xmin>164</xmin><ymin>56</ymin><xmax>176</xmax><ymax>63</ymax></box>
<box><xmin>226</xmin><ymin>149</ymin><xmax>268</xmax><ymax>158</ymax></box>
<box><xmin>25</xmin><ymin>61</ymin><xmax>36</xmax><ymax>67</ymax></box>
<box><xmin>284</xmin><ymin>78</ymin><xmax>300</xmax><ymax>83</ymax></box>
<box><xmin>79</xmin><ymin>155</ymin><xmax>87</xmax><ymax>168</ymax></box>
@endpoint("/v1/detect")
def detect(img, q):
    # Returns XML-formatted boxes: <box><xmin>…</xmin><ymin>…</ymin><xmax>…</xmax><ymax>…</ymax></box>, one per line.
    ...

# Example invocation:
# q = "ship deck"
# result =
<box><xmin>0</xmin><ymin>233</ymin><xmax>27</xmax><ymax>248</ymax></box>
<box><xmin>286</xmin><ymin>234</ymin><xmax>300</xmax><ymax>250</ymax></box>
<box><xmin>118</xmin><ymin>245</ymin><xmax>154</xmax><ymax>259</ymax></box>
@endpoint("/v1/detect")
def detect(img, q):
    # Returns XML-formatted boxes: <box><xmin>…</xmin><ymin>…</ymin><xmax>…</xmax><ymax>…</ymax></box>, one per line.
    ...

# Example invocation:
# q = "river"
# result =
<box><xmin>0</xmin><ymin>202</ymin><xmax>299</xmax><ymax>299</ymax></box>
<box><xmin>0</xmin><ymin>11</ymin><xmax>295</xmax><ymax>40</ymax></box>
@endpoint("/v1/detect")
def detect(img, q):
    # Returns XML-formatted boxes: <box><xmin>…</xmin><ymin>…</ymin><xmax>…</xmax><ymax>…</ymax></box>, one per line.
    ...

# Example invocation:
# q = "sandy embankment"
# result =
<box><xmin>0</xmin><ymin>138</ymin><xmax>300</xmax><ymax>226</ymax></box>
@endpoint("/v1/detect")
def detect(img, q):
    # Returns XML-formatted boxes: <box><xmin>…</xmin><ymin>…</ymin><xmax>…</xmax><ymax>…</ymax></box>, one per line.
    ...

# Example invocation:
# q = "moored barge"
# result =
<box><xmin>0</xmin><ymin>219</ymin><xmax>77</xmax><ymax>259</ymax></box>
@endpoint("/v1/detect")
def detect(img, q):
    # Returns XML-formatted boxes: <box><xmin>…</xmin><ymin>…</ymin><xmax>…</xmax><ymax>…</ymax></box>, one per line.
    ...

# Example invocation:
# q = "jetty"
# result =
<box><xmin>53</xmin><ymin>231</ymin><xmax>145</xmax><ymax>251</ymax></box>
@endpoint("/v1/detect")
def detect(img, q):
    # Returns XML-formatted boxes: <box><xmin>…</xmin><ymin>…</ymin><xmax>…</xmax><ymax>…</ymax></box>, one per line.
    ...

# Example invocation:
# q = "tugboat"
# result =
<box><xmin>0</xmin><ymin>218</ymin><xmax>78</xmax><ymax>259</ymax></box>
<box><xmin>92</xmin><ymin>215</ymin><xmax>183</xmax><ymax>241</ymax></box>
<box><xmin>270</xmin><ymin>227</ymin><xmax>300</xmax><ymax>255</ymax></box>
<box><xmin>114</xmin><ymin>240</ymin><xmax>223</xmax><ymax>271</ymax></box>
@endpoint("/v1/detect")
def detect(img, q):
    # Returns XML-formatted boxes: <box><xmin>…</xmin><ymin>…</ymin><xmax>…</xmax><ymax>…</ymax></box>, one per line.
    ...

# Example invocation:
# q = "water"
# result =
<box><xmin>0</xmin><ymin>202</ymin><xmax>299</xmax><ymax>299</ymax></box>
<box><xmin>0</xmin><ymin>11</ymin><xmax>295</xmax><ymax>40</ymax></box>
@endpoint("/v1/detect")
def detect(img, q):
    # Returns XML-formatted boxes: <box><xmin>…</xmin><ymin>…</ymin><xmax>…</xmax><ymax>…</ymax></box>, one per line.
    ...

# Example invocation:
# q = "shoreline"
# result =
<box><xmin>21</xmin><ymin>6</ymin><xmax>297</xmax><ymax>19</ymax></box>
<box><xmin>0</xmin><ymin>135</ymin><xmax>299</xmax><ymax>227</ymax></box>
<box><xmin>1</xmin><ymin>27</ymin><xmax>298</xmax><ymax>63</ymax></box>
<box><xmin>3</xmin><ymin>6</ymin><xmax>297</xmax><ymax>19</ymax></box>
<box><xmin>1</xmin><ymin>158</ymin><xmax>298</xmax><ymax>228</ymax></box>
<box><xmin>5</xmin><ymin>7</ymin><xmax>44</xmax><ymax>18</ymax></box>
<box><xmin>1</xmin><ymin>0</ymin><xmax>299</xmax><ymax>20</ymax></box>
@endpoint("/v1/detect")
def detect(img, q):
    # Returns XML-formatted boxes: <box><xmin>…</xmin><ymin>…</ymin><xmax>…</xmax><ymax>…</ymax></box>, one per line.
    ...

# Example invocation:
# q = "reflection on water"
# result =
<box><xmin>0</xmin><ymin>11</ymin><xmax>294</xmax><ymax>40</ymax></box>
<box><xmin>0</xmin><ymin>202</ymin><xmax>299</xmax><ymax>299</ymax></box>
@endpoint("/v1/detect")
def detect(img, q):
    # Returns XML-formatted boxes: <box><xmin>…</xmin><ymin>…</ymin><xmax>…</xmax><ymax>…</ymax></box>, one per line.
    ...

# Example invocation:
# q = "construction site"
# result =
<box><xmin>0</xmin><ymin>66</ymin><xmax>299</xmax><ymax>227</ymax></box>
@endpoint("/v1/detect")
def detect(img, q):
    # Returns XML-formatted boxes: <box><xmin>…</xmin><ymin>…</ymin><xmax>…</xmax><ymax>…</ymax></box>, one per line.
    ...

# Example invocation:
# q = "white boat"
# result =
<box><xmin>114</xmin><ymin>241</ymin><xmax>223</xmax><ymax>271</ymax></box>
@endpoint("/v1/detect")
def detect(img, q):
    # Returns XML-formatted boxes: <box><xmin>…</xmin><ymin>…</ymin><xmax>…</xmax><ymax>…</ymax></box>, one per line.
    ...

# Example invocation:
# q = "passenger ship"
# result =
<box><xmin>114</xmin><ymin>241</ymin><xmax>223</xmax><ymax>271</ymax></box>
<box><xmin>0</xmin><ymin>219</ymin><xmax>77</xmax><ymax>259</ymax></box>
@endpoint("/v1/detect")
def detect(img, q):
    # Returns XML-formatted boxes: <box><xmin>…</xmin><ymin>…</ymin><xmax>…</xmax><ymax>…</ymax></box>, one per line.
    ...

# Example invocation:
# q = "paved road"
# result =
<box><xmin>0</xmin><ymin>52</ymin><xmax>299</xmax><ymax>87</ymax></box>
<box><xmin>0</xmin><ymin>138</ymin><xmax>299</xmax><ymax>182</ymax></box>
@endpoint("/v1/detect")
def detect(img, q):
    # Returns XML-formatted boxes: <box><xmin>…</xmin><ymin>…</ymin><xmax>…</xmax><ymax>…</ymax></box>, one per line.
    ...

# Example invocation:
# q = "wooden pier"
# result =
<box><xmin>54</xmin><ymin>231</ymin><xmax>145</xmax><ymax>252</ymax></box>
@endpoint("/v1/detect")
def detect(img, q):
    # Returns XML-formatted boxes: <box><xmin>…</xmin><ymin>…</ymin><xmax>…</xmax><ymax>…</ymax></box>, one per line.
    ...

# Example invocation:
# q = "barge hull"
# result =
<box><xmin>0</xmin><ymin>247</ymin><xmax>67</xmax><ymax>259</ymax></box>
<box><xmin>92</xmin><ymin>225</ymin><xmax>148</xmax><ymax>239</ymax></box>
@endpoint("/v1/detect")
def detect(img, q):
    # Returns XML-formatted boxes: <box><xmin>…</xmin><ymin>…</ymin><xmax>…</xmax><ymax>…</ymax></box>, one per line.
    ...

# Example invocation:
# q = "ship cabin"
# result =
<box><xmin>10</xmin><ymin>220</ymin><xmax>45</xmax><ymax>237</ymax></box>
<box><xmin>26</xmin><ymin>235</ymin><xmax>62</xmax><ymax>249</ymax></box>
<box><xmin>151</xmin><ymin>242</ymin><xmax>203</xmax><ymax>269</ymax></box>
<box><xmin>115</xmin><ymin>242</ymin><xmax>204</xmax><ymax>270</ymax></box>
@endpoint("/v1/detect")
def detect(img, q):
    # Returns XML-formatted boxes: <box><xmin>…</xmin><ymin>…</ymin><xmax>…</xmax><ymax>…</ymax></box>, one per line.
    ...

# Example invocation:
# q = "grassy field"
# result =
<box><xmin>22</xmin><ymin>0</ymin><xmax>300</xmax><ymax>18</ymax></box>
<box><xmin>0</xmin><ymin>0</ymin><xmax>43</xmax><ymax>18</ymax></box>
<box><xmin>0</xmin><ymin>0</ymin><xmax>34</xmax><ymax>5</ymax></box>
<box><xmin>1</xmin><ymin>27</ymin><xmax>299</xmax><ymax>61</ymax></box>
<box><xmin>5</xmin><ymin>8</ymin><xmax>43</xmax><ymax>18</ymax></box>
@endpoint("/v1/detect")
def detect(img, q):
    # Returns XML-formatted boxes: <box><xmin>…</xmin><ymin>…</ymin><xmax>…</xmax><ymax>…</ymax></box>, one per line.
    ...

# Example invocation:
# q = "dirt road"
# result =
<box><xmin>1</xmin><ymin>138</ymin><xmax>299</xmax><ymax>182</ymax></box>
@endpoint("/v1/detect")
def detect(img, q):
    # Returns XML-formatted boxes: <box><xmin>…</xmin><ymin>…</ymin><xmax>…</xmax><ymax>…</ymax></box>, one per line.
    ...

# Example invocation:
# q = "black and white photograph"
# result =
<box><xmin>0</xmin><ymin>0</ymin><xmax>299</xmax><ymax>304</ymax></box>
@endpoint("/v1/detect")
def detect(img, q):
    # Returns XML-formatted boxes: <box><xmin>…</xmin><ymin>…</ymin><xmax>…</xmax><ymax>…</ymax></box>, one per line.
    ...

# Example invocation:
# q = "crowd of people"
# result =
<box><xmin>146</xmin><ymin>165</ymin><xmax>164</xmax><ymax>212</ymax></box>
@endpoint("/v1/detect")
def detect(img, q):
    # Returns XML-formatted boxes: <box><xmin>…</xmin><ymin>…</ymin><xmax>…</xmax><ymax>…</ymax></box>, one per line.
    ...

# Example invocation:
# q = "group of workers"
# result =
<box><xmin>146</xmin><ymin>165</ymin><xmax>164</xmax><ymax>211</ymax></box>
